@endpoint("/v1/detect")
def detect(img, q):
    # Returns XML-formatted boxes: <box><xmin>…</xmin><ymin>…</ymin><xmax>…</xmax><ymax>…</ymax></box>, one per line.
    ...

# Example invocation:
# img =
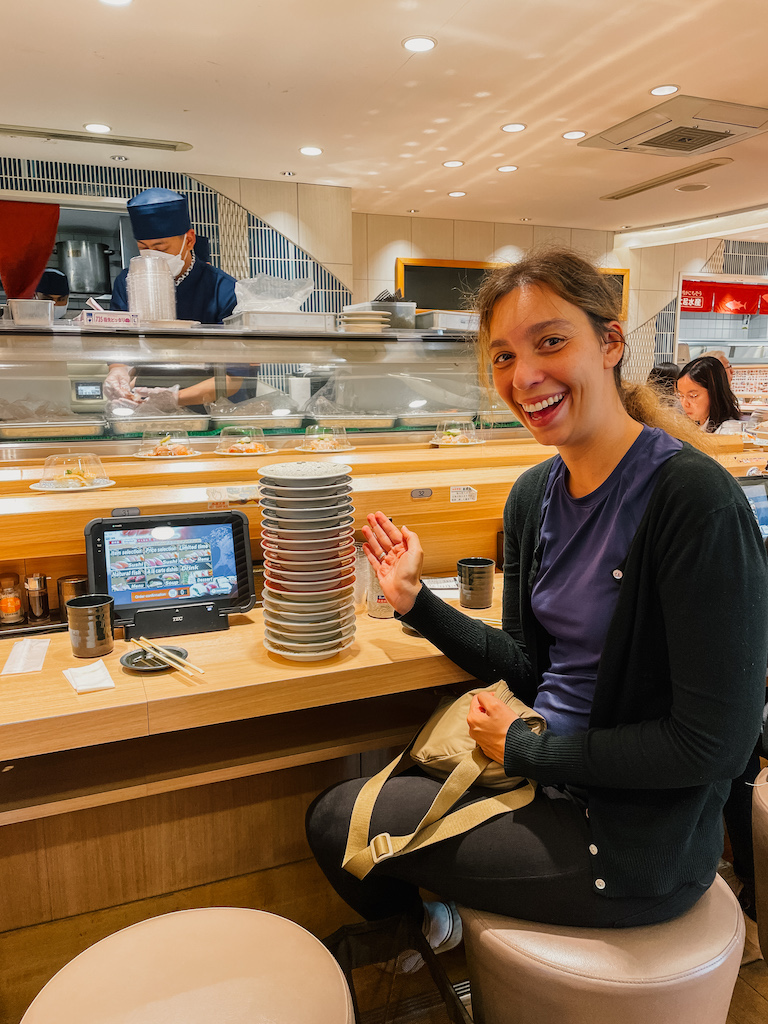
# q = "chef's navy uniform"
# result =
<box><xmin>109</xmin><ymin>188</ymin><xmax>249</xmax><ymax>411</ymax></box>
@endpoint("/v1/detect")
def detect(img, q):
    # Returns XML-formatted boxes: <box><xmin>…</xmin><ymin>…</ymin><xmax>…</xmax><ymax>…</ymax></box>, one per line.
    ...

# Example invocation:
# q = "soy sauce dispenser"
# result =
<box><xmin>25</xmin><ymin>574</ymin><xmax>50</xmax><ymax>624</ymax></box>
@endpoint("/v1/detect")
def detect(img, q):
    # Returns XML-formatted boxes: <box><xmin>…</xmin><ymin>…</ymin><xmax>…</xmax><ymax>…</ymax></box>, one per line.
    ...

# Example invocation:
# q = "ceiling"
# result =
<box><xmin>3</xmin><ymin>0</ymin><xmax>768</xmax><ymax>232</ymax></box>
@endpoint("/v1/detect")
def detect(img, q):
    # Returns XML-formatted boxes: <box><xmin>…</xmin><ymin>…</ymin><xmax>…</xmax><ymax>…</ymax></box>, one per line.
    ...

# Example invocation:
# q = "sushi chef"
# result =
<box><xmin>35</xmin><ymin>269</ymin><xmax>70</xmax><ymax>319</ymax></box>
<box><xmin>107</xmin><ymin>188</ymin><xmax>245</xmax><ymax>409</ymax></box>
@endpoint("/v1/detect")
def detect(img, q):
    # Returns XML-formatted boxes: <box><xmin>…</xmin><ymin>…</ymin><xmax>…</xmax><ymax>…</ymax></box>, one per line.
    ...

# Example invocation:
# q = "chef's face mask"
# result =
<box><xmin>139</xmin><ymin>237</ymin><xmax>188</xmax><ymax>278</ymax></box>
<box><xmin>53</xmin><ymin>304</ymin><xmax>68</xmax><ymax>319</ymax></box>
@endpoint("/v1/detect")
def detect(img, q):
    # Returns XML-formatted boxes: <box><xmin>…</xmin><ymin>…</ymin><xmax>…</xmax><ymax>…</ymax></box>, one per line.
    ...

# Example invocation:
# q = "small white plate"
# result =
<box><xmin>264</xmin><ymin>610</ymin><xmax>356</xmax><ymax>633</ymax></box>
<box><xmin>264</xmin><ymin>554</ymin><xmax>355</xmax><ymax>573</ymax></box>
<box><xmin>262</xmin><ymin>540</ymin><xmax>355</xmax><ymax>559</ymax></box>
<box><xmin>257</xmin><ymin>462</ymin><xmax>352</xmax><ymax>484</ymax></box>
<box><xmin>260</xmin><ymin>516</ymin><xmax>355</xmax><ymax>539</ymax></box>
<box><xmin>263</xmin><ymin>597</ymin><xmax>355</xmax><ymax>619</ymax></box>
<box><xmin>30</xmin><ymin>479</ymin><xmax>116</xmax><ymax>491</ymax></box>
<box><xmin>265</xmin><ymin>564</ymin><xmax>355</xmax><ymax>583</ymax></box>
<box><xmin>259</xmin><ymin>500</ymin><xmax>354</xmax><ymax>520</ymax></box>
<box><xmin>264</xmin><ymin>625</ymin><xmax>356</xmax><ymax>650</ymax></box>
<box><xmin>264</xmin><ymin>570</ymin><xmax>355</xmax><ymax>592</ymax></box>
<box><xmin>263</xmin><ymin>581</ymin><xmax>355</xmax><ymax>601</ymax></box>
<box><xmin>259</xmin><ymin>489</ymin><xmax>352</xmax><ymax>508</ymax></box>
<box><xmin>264</xmin><ymin>637</ymin><xmax>355</xmax><ymax>662</ymax></box>
<box><xmin>430</xmin><ymin>440</ymin><xmax>486</xmax><ymax>447</ymax></box>
<box><xmin>260</xmin><ymin>478</ymin><xmax>352</xmax><ymax>498</ymax></box>
<box><xmin>214</xmin><ymin>448</ymin><xmax>277</xmax><ymax>456</ymax></box>
<box><xmin>135</xmin><ymin>451</ymin><xmax>203</xmax><ymax>459</ymax></box>
<box><xmin>260</xmin><ymin>527</ymin><xmax>355</xmax><ymax>549</ymax></box>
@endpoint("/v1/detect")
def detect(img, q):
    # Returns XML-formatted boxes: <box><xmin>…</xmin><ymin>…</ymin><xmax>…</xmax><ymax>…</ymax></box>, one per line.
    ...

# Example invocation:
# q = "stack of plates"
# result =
<box><xmin>258</xmin><ymin>462</ymin><xmax>356</xmax><ymax>661</ymax></box>
<box><xmin>338</xmin><ymin>311</ymin><xmax>392</xmax><ymax>333</ymax></box>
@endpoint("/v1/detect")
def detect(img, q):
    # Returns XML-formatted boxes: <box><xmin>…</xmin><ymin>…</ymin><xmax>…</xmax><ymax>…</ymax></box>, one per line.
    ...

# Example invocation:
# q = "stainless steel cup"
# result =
<box><xmin>57</xmin><ymin>574</ymin><xmax>89</xmax><ymax>617</ymax></box>
<box><xmin>457</xmin><ymin>557</ymin><xmax>495</xmax><ymax>610</ymax></box>
<box><xmin>65</xmin><ymin>594</ymin><xmax>114</xmax><ymax>658</ymax></box>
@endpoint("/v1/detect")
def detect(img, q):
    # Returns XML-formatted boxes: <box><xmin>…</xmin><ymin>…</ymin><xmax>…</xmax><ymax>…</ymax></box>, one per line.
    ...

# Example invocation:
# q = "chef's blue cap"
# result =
<box><xmin>36</xmin><ymin>268</ymin><xmax>69</xmax><ymax>295</ymax></box>
<box><xmin>127</xmin><ymin>187</ymin><xmax>191</xmax><ymax>241</ymax></box>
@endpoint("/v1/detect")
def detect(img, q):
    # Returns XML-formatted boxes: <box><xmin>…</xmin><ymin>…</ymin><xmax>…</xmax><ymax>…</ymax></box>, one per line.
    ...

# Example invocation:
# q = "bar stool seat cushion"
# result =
<box><xmin>21</xmin><ymin>906</ymin><xmax>353</xmax><ymax>1024</ymax></box>
<box><xmin>459</xmin><ymin>874</ymin><xmax>744</xmax><ymax>1024</ymax></box>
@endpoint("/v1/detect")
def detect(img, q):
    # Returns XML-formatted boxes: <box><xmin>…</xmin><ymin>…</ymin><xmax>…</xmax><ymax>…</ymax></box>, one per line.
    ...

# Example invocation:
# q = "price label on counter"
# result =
<box><xmin>450</xmin><ymin>485</ymin><xmax>478</xmax><ymax>503</ymax></box>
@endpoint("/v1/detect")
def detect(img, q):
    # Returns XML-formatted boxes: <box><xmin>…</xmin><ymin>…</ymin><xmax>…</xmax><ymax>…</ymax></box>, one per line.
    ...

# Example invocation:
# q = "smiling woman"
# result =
<box><xmin>306</xmin><ymin>246</ymin><xmax>768</xmax><ymax>949</ymax></box>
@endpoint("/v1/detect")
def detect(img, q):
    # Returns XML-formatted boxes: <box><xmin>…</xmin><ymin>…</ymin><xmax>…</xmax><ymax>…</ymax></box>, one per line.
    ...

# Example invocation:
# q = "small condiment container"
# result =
<box><xmin>25</xmin><ymin>573</ymin><xmax>51</xmax><ymax>623</ymax></box>
<box><xmin>0</xmin><ymin>582</ymin><xmax>25</xmax><ymax>625</ymax></box>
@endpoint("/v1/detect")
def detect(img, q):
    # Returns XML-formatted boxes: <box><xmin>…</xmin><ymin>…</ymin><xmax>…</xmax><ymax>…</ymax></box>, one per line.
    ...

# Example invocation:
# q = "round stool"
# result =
<box><xmin>459</xmin><ymin>874</ymin><xmax>744</xmax><ymax>1024</ymax></box>
<box><xmin>21</xmin><ymin>907</ymin><xmax>353</xmax><ymax>1024</ymax></box>
<box><xmin>753</xmin><ymin>765</ymin><xmax>768</xmax><ymax>958</ymax></box>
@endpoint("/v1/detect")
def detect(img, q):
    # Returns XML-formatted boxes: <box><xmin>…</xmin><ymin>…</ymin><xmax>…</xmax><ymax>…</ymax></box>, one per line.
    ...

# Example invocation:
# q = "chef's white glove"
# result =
<box><xmin>103</xmin><ymin>365</ymin><xmax>137</xmax><ymax>401</ymax></box>
<box><xmin>131</xmin><ymin>385</ymin><xmax>180</xmax><ymax>413</ymax></box>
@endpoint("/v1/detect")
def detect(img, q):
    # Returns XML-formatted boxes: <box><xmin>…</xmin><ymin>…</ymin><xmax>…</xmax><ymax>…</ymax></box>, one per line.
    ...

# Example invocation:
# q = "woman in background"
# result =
<box><xmin>677</xmin><ymin>355</ymin><xmax>741</xmax><ymax>433</ymax></box>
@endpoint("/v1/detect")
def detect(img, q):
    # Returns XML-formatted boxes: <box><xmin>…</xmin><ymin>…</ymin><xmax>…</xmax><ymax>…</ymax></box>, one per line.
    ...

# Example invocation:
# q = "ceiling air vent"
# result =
<box><xmin>580</xmin><ymin>96</ymin><xmax>768</xmax><ymax>157</ymax></box>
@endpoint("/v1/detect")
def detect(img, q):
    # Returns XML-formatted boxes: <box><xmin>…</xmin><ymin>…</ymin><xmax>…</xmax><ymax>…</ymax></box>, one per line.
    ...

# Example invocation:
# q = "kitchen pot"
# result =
<box><xmin>55</xmin><ymin>240</ymin><xmax>114</xmax><ymax>294</ymax></box>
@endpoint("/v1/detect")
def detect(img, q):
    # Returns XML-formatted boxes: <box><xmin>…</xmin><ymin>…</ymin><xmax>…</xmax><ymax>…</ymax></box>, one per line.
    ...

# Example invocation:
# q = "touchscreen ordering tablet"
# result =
<box><xmin>85</xmin><ymin>511</ymin><xmax>255</xmax><ymax>626</ymax></box>
<box><xmin>735</xmin><ymin>476</ymin><xmax>768</xmax><ymax>539</ymax></box>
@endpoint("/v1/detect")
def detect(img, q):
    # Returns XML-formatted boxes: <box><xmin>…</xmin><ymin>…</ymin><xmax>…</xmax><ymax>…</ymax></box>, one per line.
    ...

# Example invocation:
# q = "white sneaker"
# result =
<box><xmin>394</xmin><ymin>900</ymin><xmax>463</xmax><ymax>974</ymax></box>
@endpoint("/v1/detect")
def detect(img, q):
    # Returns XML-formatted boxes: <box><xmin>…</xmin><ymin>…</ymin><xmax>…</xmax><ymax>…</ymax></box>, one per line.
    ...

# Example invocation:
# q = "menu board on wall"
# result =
<box><xmin>396</xmin><ymin>259</ymin><xmax>630</xmax><ymax>317</ymax></box>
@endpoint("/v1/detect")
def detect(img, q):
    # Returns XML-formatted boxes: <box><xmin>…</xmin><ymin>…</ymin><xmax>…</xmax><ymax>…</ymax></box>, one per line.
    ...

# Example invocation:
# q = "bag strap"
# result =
<box><xmin>342</xmin><ymin>742</ymin><xmax>536</xmax><ymax>880</ymax></box>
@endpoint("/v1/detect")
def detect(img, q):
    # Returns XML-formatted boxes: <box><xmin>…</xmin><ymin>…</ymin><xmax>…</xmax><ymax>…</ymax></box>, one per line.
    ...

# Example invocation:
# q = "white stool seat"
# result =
<box><xmin>22</xmin><ymin>907</ymin><xmax>353</xmax><ymax>1024</ymax></box>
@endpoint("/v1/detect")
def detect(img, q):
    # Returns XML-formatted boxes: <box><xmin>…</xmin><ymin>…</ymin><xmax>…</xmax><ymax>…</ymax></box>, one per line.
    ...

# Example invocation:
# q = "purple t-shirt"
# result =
<box><xmin>531</xmin><ymin>426</ymin><xmax>682</xmax><ymax>735</ymax></box>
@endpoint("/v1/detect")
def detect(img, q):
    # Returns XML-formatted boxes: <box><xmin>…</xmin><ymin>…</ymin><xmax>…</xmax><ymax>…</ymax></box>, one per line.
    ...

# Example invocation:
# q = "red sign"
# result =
<box><xmin>681</xmin><ymin>281</ymin><xmax>715</xmax><ymax>311</ymax></box>
<box><xmin>711</xmin><ymin>283</ymin><xmax>761</xmax><ymax>315</ymax></box>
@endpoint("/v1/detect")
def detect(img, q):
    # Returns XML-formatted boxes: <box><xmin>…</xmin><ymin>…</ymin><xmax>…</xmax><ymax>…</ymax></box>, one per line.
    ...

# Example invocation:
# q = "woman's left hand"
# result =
<box><xmin>467</xmin><ymin>691</ymin><xmax>520</xmax><ymax>764</ymax></box>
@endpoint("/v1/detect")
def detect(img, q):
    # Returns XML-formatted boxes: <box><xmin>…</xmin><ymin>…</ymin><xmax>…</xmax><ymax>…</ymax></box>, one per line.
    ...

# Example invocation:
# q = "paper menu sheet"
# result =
<box><xmin>1</xmin><ymin>638</ymin><xmax>50</xmax><ymax>675</ymax></box>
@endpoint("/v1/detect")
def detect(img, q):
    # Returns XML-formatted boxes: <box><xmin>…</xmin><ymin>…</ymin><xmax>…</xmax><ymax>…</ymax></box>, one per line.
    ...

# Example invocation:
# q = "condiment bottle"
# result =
<box><xmin>0</xmin><ymin>582</ymin><xmax>25</xmax><ymax>625</ymax></box>
<box><xmin>25</xmin><ymin>574</ymin><xmax>50</xmax><ymax>623</ymax></box>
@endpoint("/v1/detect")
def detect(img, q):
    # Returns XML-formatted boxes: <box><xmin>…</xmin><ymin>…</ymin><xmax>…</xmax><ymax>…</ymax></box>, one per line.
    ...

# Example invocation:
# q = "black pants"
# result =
<box><xmin>306</xmin><ymin>771</ymin><xmax>711</xmax><ymax>930</ymax></box>
<box><xmin>723</xmin><ymin>746</ymin><xmax>761</xmax><ymax>884</ymax></box>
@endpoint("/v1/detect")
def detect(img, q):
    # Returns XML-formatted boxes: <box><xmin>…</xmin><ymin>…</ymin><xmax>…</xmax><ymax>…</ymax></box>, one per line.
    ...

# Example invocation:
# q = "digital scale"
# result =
<box><xmin>68</xmin><ymin>362</ymin><xmax>108</xmax><ymax>413</ymax></box>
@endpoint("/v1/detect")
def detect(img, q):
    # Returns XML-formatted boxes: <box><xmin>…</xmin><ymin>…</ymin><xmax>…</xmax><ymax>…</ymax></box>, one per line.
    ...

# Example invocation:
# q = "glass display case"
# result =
<box><xmin>0</xmin><ymin>322</ymin><xmax>522</xmax><ymax>455</ymax></box>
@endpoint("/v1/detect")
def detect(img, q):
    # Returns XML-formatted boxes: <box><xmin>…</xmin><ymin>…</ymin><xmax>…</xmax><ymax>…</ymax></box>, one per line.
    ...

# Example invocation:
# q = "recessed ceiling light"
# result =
<box><xmin>299</xmin><ymin>146</ymin><xmax>322</xmax><ymax>156</ymax></box>
<box><xmin>84</xmin><ymin>123</ymin><xmax>111</xmax><ymax>134</ymax></box>
<box><xmin>110</xmin><ymin>154</ymin><xmax>129</xmax><ymax>161</ymax></box>
<box><xmin>443</xmin><ymin>160</ymin><xmax>464</xmax><ymax>168</ymax></box>
<box><xmin>651</xmin><ymin>84</ymin><xmax>679</xmax><ymax>96</ymax></box>
<box><xmin>402</xmin><ymin>36</ymin><xmax>437</xmax><ymax>52</ymax></box>
<box><xmin>501</xmin><ymin>123</ymin><xmax>527</xmax><ymax>133</ymax></box>
<box><xmin>620</xmin><ymin>225</ymin><xmax>632</xmax><ymax>229</ymax></box>
<box><xmin>562</xmin><ymin>130</ymin><xmax>586</xmax><ymax>140</ymax></box>
<box><xmin>675</xmin><ymin>182</ymin><xmax>710</xmax><ymax>192</ymax></box>
<box><xmin>281</xmin><ymin>170</ymin><xmax>296</xmax><ymax>176</ymax></box>
<box><xmin>424</xmin><ymin>189</ymin><xmax>436</xmax><ymax>193</ymax></box>
<box><xmin>100</xmin><ymin>0</ymin><xmax>132</xmax><ymax>5</ymax></box>
<box><xmin>497</xmin><ymin>164</ymin><xmax>518</xmax><ymax>173</ymax></box>
<box><xmin>407</xmin><ymin>209</ymin><xmax>419</xmax><ymax>213</ymax></box>
<box><xmin>448</xmin><ymin>191</ymin><xmax>466</xmax><ymax>198</ymax></box>
<box><xmin>520</xmin><ymin>217</ymin><xmax>531</xmax><ymax>222</ymax></box>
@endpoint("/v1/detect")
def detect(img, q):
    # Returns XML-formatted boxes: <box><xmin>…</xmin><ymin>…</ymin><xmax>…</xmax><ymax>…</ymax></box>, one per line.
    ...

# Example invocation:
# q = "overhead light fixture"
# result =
<box><xmin>562</xmin><ymin>130</ymin><xmax>586</xmax><ymax>140</ymax></box>
<box><xmin>281</xmin><ymin>170</ymin><xmax>295</xmax><ymax>176</ymax></box>
<box><xmin>407</xmin><ymin>208</ymin><xmax>419</xmax><ymax>213</ymax></box>
<box><xmin>651</xmin><ymin>84</ymin><xmax>679</xmax><ymax>96</ymax></box>
<box><xmin>520</xmin><ymin>217</ymin><xmax>531</xmax><ymax>222</ymax></box>
<box><xmin>448</xmin><ymin>191</ymin><xmax>466</xmax><ymax>197</ymax></box>
<box><xmin>501</xmin><ymin>123</ymin><xmax>527</xmax><ymax>133</ymax></box>
<box><xmin>84</xmin><ymin>123</ymin><xmax>111</xmax><ymax>134</ymax></box>
<box><xmin>402</xmin><ymin>36</ymin><xmax>436</xmax><ymax>52</ymax></box>
<box><xmin>497</xmin><ymin>164</ymin><xmax>518</xmax><ymax>172</ymax></box>
<box><xmin>620</xmin><ymin>225</ymin><xmax>632</xmax><ymax>229</ymax></box>
<box><xmin>600</xmin><ymin>157</ymin><xmax>732</xmax><ymax>200</ymax></box>
<box><xmin>110</xmin><ymin>154</ymin><xmax>129</xmax><ymax>161</ymax></box>
<box><xmin>100</xmin><ymin>0</ymin><xmax>133</xmax><ymax>5</ymax></box>
<box><xmin>442</xmin><ymin>160</ymin><xmax>464</xmax><ymax>168</ymax></box>
<box><xmin>300</xmin><ymin>146</ymin><xmax>322</xmax><ymax>156</ymax></box>
<box><xmin>676</xmin><ymin>182</ymin><xmax>711</xmax><ymax>192</ymax></box>
<box><xmin>0</xmin><ymin>122</ymin><xmax>191</xmax><ymax>151</ymax></box>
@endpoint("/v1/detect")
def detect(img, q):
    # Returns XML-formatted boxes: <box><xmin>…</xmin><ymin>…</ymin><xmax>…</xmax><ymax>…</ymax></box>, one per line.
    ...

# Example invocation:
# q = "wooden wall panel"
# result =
<box><xmin>0</xmin><ymin>819</ymin><xmax>50</xmax><ymax>931</ymax></box>
<box><xmin>0</xmin><ymin>858</ymin><xmax>357</xmax><ymax>1024</ymax></box>
<box><xmin>41</xmin><ymin>758</ymin><xmax>354</xmax><ymax>921</ymax></box>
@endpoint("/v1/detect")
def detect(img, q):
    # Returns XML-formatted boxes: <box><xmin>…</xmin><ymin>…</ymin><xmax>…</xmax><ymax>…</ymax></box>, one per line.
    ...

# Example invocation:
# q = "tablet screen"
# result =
<box><xmin>86</xmin><ymin>511</ymin><xmax>254</xmax><ymax>623</ymax></box>
<box><xmin>737</xmin><ymin>478</ymin><xmax>768</xmax><ymax>539</ymax></box>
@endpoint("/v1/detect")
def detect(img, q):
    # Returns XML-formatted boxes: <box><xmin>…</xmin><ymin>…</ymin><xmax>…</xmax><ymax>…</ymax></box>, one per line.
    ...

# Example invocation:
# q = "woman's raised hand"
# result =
<box><xmin>362</xmin><ymin>511</ymin><xmax>423</xmax><ymax>615</ymax></box>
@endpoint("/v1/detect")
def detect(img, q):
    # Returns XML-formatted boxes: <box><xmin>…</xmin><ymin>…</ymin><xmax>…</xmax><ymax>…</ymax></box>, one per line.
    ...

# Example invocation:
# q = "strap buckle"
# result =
<box><xmin>371</xmin><ymin>832</ymin><xmax>395</xmax><ymax>863</ymax></box>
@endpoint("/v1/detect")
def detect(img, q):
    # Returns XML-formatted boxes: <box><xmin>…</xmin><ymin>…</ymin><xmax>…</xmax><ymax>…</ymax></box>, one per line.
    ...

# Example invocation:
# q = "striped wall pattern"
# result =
<box><xmin>0</xmin><ymin>158</ymin><xmax>351</xmax><ymax>311</ymax></box>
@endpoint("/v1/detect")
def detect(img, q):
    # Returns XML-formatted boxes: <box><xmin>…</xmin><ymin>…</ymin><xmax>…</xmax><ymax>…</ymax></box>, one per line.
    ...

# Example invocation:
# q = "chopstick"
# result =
<box><xmin>132</xmin><ymin>637</ymin><xmax>204</xmax><ymax>678</ymax></box>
